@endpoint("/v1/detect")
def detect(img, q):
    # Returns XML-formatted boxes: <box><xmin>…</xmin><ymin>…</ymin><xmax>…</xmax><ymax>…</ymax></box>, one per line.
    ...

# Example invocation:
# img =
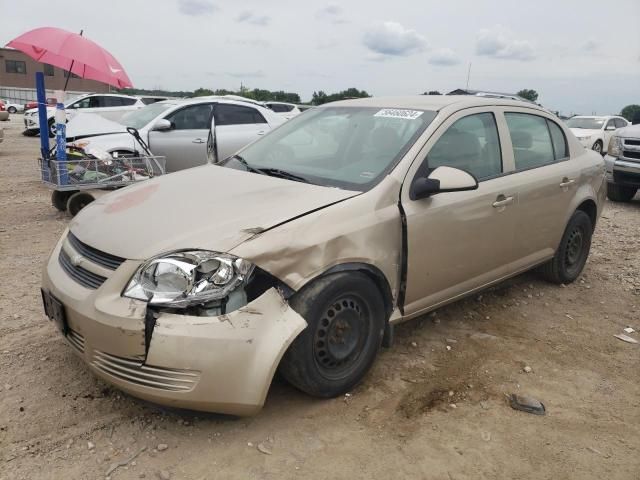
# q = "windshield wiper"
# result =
<box><xmin>228</xmin><ymin>154</ymin><xmax>262</xmax><ymax>173</ymax></box>
<box><xmin>256</xmin><ymin>168</ymin><xmax>310</xmax><ymax>184</ymax></box>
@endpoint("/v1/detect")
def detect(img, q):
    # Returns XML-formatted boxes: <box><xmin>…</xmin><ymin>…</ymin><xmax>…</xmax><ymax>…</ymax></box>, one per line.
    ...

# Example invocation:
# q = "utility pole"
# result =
<box><xmin>466</xmin><ymin>63</ymin><xmax>472</xmax><ymax>90</ymax></box>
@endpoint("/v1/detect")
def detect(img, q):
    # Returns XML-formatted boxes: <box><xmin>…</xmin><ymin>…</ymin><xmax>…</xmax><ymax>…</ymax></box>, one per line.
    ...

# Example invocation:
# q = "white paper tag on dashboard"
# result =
<box><xmin>374</xmin><ymin>109</ymin><xmax>423</xmax><ymax>120</ymax></box>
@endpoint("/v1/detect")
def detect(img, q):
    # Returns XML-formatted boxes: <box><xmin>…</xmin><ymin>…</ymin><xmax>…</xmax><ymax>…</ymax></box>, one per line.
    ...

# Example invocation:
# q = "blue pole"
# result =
<box><xmin>55</xmin><ymin>101</ymin><xmax>68</xmax><ymax>185</ymax></box>
<box><xmin>35</xmin><ymin>73</ymin><xmax>50</xmax><ymax>180</ymax></box>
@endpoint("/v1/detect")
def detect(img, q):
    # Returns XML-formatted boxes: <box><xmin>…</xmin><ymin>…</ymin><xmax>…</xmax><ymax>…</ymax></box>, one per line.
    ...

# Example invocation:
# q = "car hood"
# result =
<box><xmin>66</xmin><ymin>113</ymin><xmax>128</xmax><ymax>140</ymax></box>
<box><xmin>70</xmin><ymin>165</ymin><xmax>359</xmax><ymax>260</ymax></box>
<box><xmin>616</xmin><ymin>124</ymin><xmax>640</xmax><ymax>139</ymax></box>
<box><xmin>569</xmin><ymin>128</ymin><xmax>600</xmax><ymax>138</ymax></box>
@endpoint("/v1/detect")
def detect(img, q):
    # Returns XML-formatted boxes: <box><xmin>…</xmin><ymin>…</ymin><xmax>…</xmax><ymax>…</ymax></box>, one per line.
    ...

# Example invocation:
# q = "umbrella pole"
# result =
<box><xmin>62</xmin><ymin>29</ymin><xmax>83</xmax><ymax>91</ymax></box>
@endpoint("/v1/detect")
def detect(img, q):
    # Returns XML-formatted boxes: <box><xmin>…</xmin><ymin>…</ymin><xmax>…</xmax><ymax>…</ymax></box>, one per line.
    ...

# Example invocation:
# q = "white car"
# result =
<box><xmin>0</xmin><ymin>99</ymin><xmax>24</xmax><ymax>114</ymax></box>
<box><xmin>66</xmin><ymin>97</ymin><xmax>286</xmax><ymax>172</ymax></box>
<box><xmin>23</xmin><ymin>93</ymin><xmax>149</xmax><ymax>137</ymax></box>
<box><xmin>567</xmin><ymin>115</ymin><xmax>629</xmax><ymax>154</ymax></box>
<box><xmin>265</xmin><ymin>102</ymin><xmax>311</xmax><ymax>120</ymax></box>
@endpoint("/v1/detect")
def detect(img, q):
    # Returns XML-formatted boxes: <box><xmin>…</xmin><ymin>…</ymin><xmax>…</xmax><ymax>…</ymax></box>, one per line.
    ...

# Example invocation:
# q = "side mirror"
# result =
<box><xmin>605</xmin><ymin>125</ymin><xmax>616</xmax><ymax>131</ymax></box>
<box><xmin>151</xmin><ymin>118</ymin><xmax>172</xmax><ymax>131</ymax></box>
<box><xmin>410</xmin><ymin>166</ymin><xmax>478</xmax><ymax>200</ymax></box>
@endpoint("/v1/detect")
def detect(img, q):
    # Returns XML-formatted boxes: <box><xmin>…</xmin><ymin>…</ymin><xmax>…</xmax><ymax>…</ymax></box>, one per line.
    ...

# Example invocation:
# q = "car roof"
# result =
<box><xmin>571</xmin><ymin>115</ymin><xmax>621</xmax><ymax>120</ymax></box>
<box><xmin>160</xmin><ymin>96</ymin><xmax>269</xmax><ymax>109</ymax></box>
<box><xmin>326</xmin><ymin>95</ymin><xmax>547</xmax><ymax>112</ymax></box>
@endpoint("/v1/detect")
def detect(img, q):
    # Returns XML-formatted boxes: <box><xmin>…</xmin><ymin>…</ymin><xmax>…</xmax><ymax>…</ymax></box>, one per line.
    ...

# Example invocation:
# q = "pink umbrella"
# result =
<box><xmin>6</xmin><ymin>27</ymin><xmax>133</xmax><ymax>89</ymax></box>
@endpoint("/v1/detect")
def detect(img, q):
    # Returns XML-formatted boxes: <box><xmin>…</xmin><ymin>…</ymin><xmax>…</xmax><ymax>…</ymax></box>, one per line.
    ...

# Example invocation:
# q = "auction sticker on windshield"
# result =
<box><xmin>374</xmin><ymin>109</ymin><xmax>423</xmax><ymax>120</ymax></box>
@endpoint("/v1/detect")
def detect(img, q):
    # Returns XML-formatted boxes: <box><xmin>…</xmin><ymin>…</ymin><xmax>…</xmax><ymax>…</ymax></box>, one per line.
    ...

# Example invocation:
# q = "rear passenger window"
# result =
<box><xmin>614</xmin><ymin>118</ymin><xmax>628</xmax><ymax>129</ymax></box>
<box><xmin>427</xmin><ymin>112</ymin><xmax>502</xmax><ymax>180</ymax></box>
<box><xmin>216</xmin><ymin>104</ymin><xmax>267</xmax><ymax>125</ymax></box>
<box><xmin>505</xmin><ymin>113</ymin><xmax>554</xmax><ymax>170</ymax></box>
<box><xmin>546</xmin><ymin>120</ymin><xmax>568</xmax><ymax>160</ymax></box>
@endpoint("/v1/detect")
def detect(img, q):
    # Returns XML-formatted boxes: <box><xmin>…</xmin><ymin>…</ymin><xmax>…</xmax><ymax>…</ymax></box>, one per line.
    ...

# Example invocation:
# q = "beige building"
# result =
<box><xmin>0</xmin><ymin>47</ymin><xmax>109</xmax><ymax>93</ymax></box>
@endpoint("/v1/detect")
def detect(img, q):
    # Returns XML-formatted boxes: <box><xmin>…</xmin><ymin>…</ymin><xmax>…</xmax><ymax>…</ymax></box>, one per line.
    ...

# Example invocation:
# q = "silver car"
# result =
<box><xmin>66</xmin><ymin>98</ymin><xmax>286</xmax><ymax>172</ymax></box>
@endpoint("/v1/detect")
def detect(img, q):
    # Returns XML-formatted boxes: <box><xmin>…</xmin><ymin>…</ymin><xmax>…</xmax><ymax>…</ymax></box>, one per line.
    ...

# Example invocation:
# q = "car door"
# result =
<box><xmin>400</xmin><ymin>108</ymin><xmax>519</xmax><ymax>316</ymax></box>
<box><xmin>603</xmin><ymin>118</ymin><xmax>617</xmax><ymax>150</ymax></box>
<box><xmin>500</xmin><ymin>109</ymin><xmax>576</xmax><ymax>265</ymax></box>
<box><xmin>148</xmin><ymin>103</ymin><xmax>214</xmax><ymax>172</ymax></box>
<box><xmin>214</xmin><ymin>103</ymin><xmax>270</xmax><ymax>160</ymax></box>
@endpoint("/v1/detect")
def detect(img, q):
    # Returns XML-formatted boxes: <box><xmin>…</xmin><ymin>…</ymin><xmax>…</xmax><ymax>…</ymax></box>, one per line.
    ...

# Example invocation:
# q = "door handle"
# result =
<box><xmin>192</xmin><ymin>138</ymin><xmax>205</xmax><ymax>144</ymax></box>
<box><xmin>256</xmin><ymin>131</ymin><xmax>266</xmax><ymax>136</ymax></box>
<box><xmin>492</xmin><ymin>195</ymin><xmax>514</xmax><ymax>208</ymax></box>
<box><xmin>559</xmin><ymin>178</ymin><xmax>575</xmax><ymax>188</ymax></box>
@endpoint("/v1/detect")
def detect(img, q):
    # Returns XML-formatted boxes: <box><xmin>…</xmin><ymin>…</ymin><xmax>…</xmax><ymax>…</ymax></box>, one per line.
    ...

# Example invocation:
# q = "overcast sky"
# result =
<box><xmin>3</xmin><ymin>0</ymin><xmax>639</xmax><ymax>115</ymax></box>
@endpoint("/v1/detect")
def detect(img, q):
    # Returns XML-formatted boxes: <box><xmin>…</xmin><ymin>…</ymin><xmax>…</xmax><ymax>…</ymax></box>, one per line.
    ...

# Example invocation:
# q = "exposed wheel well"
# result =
<box><xmin>576</xmin><ymin>199</ymin><xmax>597</xmax><ymax>231</ymax></box>
<box><xmin>319</xmin><ymin>263</ymin><xmax>394</xmax><ymax>319</ymax></box>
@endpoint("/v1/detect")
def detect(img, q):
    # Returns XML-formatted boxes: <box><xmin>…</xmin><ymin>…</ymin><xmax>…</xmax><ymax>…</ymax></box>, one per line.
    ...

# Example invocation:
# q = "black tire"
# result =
<box><xmin>51</xmin><ymin>190</ymin><xmax>75</xmax><ymax>211</ymax></box>
<box><xmin>23</xmin><ymin>129</ymin><xmax>38</xmax><ymax>137</ymax></box>
<box><xmin>592</xmin><ymin>140</ymin><xmax>603</xmax><ymax>154</ymax></box>
<box><xmin>538</xmin><ymin>210</ymin><xmax>592</xmax><ymax>284</ymax></box>
<box><xmin>47</xmin><ymin>118</ymin><xmax>56</xmax><ymax>138</ymax></box>
<box><xmin>607</xmin><ymin>183</ymin><xmax>637</xmax><ymax>202</ymax></box>
<box><xmin>279</xmin><ymin>272</ymin><xmax>386</xmax><ymax>397</ymax></box>
<box><xmin>8</xmin><ymin>106</ymin><xmax>17</xmax><ymax>114</ymax></box>
<box><xmin>66</xmin><ymin>192</ymin><xmax>95</xmax><ymax>217</ymax></box>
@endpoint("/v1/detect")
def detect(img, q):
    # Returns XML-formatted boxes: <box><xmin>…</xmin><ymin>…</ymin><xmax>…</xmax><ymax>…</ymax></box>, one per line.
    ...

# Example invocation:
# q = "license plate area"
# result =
<box><xmin>41</xmin><ymin>289</ymin><xmax>68</xmax><ymax>335</ymax></box>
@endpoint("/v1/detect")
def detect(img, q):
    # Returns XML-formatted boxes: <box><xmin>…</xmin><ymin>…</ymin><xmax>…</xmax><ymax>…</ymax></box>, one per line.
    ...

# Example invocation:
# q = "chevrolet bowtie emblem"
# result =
<box><xmin>70</xmin><ymin>254</ymin><xmax>84</xmax><ymax>267</ymax></box>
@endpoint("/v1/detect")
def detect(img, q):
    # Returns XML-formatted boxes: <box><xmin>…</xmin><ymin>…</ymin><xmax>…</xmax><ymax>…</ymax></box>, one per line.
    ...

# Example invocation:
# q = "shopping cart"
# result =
<box><xmin>39</xmin><ymin>126</ymin><xmax>166</xmax><ymax>216</ymax></box>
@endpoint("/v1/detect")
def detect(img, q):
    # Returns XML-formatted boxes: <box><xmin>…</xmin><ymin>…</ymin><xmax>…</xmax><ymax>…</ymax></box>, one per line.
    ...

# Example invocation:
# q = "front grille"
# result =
<box><xmin>91</xmin><ymin>350</ymin><xmax>200</xmax><ymax>392</ymax></box>
<box><xmin>624</xmin><ymin>139</ymin><xmax>640</xmax><ymax>146</ymax></box>
<box><xmin>58</xmin><ymin>249</ymin><xmax>107</xmax><ymax>289</ymax></box>
<box><xmin>67</xmin><ymin>233</ymin><xmax>125</xmax><ymax>270</ymax></box>
<box><xmin>67</xmin><ymin>329</ymin><xmax>85</xmax><ymax>353</ymax></box>
<box><xmin>622</xmin><ymin>150</ymin><xmax>640</xmax><ymax>160</ymax></box>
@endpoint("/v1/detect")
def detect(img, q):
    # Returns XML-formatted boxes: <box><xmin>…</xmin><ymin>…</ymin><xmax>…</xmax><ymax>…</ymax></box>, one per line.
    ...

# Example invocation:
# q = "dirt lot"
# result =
<box><xmin>1</xmin><ymin>115</ymin><xmax>639</xmax><ymax>480</ymax></box>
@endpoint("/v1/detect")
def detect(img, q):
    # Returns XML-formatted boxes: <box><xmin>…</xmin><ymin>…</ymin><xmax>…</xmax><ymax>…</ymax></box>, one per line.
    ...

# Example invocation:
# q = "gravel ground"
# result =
<box><xmin>1</xmin><ymin>115</ymin><xmax>639</xmax><ymax>480</ymax></box>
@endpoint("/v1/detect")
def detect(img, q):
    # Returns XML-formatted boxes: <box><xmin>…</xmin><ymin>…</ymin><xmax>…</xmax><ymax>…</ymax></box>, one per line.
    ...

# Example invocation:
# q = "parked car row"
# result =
<box><xmin>23</xmin><ymin>93</ymin><xmax>168</xmax><ymax>137</ymax></box>
<box><xmin>41</xmin><ymin>95</ymin><xmax>607</xmax><ymax>415</ymax></box>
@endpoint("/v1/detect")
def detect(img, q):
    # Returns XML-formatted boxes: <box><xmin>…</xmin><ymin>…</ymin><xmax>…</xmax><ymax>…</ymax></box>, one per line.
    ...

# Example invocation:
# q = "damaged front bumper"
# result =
<box><xmin>41</xmin><ymin>236</ymin><xmax>306</xmax><ymax>415</ymax></box>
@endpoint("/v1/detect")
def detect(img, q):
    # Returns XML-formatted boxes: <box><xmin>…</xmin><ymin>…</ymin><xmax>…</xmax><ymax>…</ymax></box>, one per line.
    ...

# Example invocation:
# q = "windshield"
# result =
<box><xmin>221</xmin><ymin>106</ymin><xmax>436</xmax><ymax>191</ymax></box>
<box><xmin>120</xmin><ymin>102</ymin><xmax>175</xmax><ymax>129</ymax></box>
<box><xmin>566</xmin><ymin>117</ymin><xmax>605</xmax><ymax>129</ymax></box>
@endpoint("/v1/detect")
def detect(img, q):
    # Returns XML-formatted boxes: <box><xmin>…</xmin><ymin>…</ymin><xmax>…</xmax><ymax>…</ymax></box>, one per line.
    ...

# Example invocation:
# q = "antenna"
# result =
<box><xmin>466</xmin><ymin>63</ymin><xmax>472</xmax><ymax>90</ymax></box>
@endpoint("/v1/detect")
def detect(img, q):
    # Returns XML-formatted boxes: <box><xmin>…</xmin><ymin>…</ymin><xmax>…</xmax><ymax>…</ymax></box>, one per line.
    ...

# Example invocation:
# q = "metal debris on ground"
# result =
<box><xmin>614</xmin><ymin>333</ymin><xmax>638</xmax><ymax>344</ymax></box>
<box><xmin>509</xmin><ymin>394</ymin><xmax>546</xmax><ymax>415</ymax></box>
<box><xmin>623</xmin><ymin>327</ymin><xmax>635</xmax><ymax>334</ymax></box>
<box><xmin>257</xmin><ymin>442</ymin><xmax>273</xmax><ymax>455</ymax></box>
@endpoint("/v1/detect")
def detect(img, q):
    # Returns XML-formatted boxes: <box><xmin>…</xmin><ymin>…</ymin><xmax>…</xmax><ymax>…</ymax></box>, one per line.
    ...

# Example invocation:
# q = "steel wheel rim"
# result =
<box><xmin>313</xmin><ymin>295</ymin><xmax>370</xmax><ymax>380</ymax></box>
<box><xmin>565</xmin><ymin>228</ymin><xmax>584</xmax><ymax>267</ymax></box>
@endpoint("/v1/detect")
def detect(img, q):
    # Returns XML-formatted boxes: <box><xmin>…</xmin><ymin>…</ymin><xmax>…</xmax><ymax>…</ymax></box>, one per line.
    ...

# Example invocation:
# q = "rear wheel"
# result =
<box><xmin>538</xmin><ymin>210</ymin><xmax>592</xmax><ymax>284</ymax></box>
<box><xmin>51</xmin><ymin>190</ymin><xmax>74</xmax><ymax>211</ymax></box>
<box><xmin>279</xmin><ymin>272</ymin><xmax>386</xmax><ymax>397</ymax></box>
<box><xmin>8</xmin><ymin>106</ymin><xmax>17</xmax><ymax>114</ymax></box>
<box><xmin>607</xmin><ymin>183</ymin><xmax>637</xmax><ymax>202</ymax></box>
<box><xmin>66</xmin><ymin>192</ymin><xmax>95</xmax><ymax>217</ymax></box>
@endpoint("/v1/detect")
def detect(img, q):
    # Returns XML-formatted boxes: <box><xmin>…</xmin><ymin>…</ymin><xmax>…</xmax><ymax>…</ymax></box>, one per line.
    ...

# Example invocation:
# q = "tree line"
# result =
<box><xmin>117</xmin><ymin>86</ymin><xmax>370</xmax><ymax>105</ymax></box>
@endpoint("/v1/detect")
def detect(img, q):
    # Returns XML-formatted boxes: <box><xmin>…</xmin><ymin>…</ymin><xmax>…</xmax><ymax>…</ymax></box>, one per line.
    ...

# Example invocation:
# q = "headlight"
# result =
<box><xmin>608</xmin><ymin>136</ymin><xmax>622</xmax><ymax>157</ymax></box>
<box><xmin>577</xmin><ymin>135</ymin><xmax>592</xmax><ymax>141</ymax></box>
<box><xmin>123</xmin><ymin>251</ymin><xmax>254</xmax><ymax>307</ymax></box>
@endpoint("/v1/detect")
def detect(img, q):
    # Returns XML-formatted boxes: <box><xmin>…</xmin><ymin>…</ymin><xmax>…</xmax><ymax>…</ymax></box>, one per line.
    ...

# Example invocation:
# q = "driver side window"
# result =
<box><xmin>426</xmin><ymin>112</ymin><xmax>502</xmax><ymax>180</ymax></box>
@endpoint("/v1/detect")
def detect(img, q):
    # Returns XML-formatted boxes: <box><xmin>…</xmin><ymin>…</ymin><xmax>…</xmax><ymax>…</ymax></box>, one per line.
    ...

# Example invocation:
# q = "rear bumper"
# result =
<box><xmin>42</xmin><ymin>236</ymin><xmax>306</xmax><ymax>415</ymax></box>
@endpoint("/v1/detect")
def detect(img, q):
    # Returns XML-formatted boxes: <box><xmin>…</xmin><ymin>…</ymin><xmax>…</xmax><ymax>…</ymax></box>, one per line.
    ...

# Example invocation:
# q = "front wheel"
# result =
<box><xmin>8</xmin><ymin>106</ymin><xmax>17</xmax><ymax>114</ymax></box>
<box><xmin>47</xmin><ymin>118</ymin><xmax>56</xmax><ymax>138</ymax></box>
<box><xmin>591</xmin><ymin>140</ymin><xmax>603</xmax><ymax>154</ymax></box>
<box><xmin>279</xmin><ymin>272</ymin><xmax>386</xmax><ymax>397</ymax></box>
<box><xmin>607</xmin><ymin>183</ymin><xmax>637</xmax><ymax>202</ymax></box>
<box><xmin>538</xmin><ymin>210</ymin><xmax>592</xmax><ymax>284</ymax></box>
